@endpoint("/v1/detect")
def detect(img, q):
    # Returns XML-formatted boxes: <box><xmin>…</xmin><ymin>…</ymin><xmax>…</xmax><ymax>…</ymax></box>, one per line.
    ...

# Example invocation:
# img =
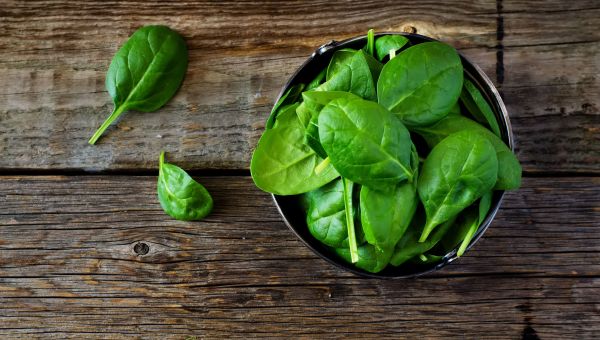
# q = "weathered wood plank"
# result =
<box><xmin>503</xmin><ymin>0</ymin><xmax>600</xmax><ymax>173</ymax></box>
<box><xmin>0</xmin><ymin>176</ymin><xmax>598</xmax><ymax>338</ymax></box>
<box><xmin>0</xmin><ymin>1</ymin><xmax>498</xmax><ymax>171</ymax></box>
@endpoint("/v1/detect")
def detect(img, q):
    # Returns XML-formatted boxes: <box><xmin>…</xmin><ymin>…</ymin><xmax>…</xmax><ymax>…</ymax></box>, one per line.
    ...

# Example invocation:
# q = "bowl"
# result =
<box><xmin>272</xmin><ymin>32</ymin><xmax>514</xmax><ymax>278</ymax></box>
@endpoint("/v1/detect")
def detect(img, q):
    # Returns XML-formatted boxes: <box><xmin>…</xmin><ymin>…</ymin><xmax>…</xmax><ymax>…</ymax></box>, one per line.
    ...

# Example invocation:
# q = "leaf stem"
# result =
<box><xmin>314</xmin><ymin>157</ymin><xmax>331</xmax><ymax>175</ymax></box>
<box><xmin>457</xmin><ymin>222</ymin><xmax>478</xmax><ymax>257</ymax></box>
<box><xmin>419</xmin><ymin>220</ymin><xmax>436</xmax><ymax>242</ymax></box>
<box><xmin>342</xmin><ymin>178</ymin><xmax>359</xmax><ymax>263</ymax></box>
<box><xmin>88</xmin><ymin>104</ymin><xmax>127</xmax><ymax>145</ymax></box>
<box><xmin>389</xmin><ymin>49</ymin><xmax>396</xmax><ymax>60</ymax></box>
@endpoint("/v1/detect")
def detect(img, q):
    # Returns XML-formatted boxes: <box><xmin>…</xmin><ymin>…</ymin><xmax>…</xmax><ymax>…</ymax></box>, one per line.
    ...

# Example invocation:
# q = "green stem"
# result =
<box><xmin>457</xmin><ymin>222</ymin><xmax>478</xmax><ymax>257</ymax></box>
<box><xmin>389</xmin><ymin>49</ymin><xmax>396</xmax><ymax>60</ymax></box>
<box><xmin>342</xmin><ymin>178</ymin><xmax>359</xmax><ymax>263</ymax></box>
<box><xmin>314</xmin><ymin>157</ymin><xmax>331</xmax><ymax>175</ymax></box>
<box><xmin>88</xmin><ymin>104</ymin><xmax>127</xmax><ymax>145</ymax></box>
<box><xmin>419</xmin><ymin>219</ymin><xmax>437</xmax><ymax>243</ymax></box>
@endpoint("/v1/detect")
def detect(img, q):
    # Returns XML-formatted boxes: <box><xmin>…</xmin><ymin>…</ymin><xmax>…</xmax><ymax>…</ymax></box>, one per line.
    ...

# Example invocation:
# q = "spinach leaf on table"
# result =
<box><xmin>377</xmin><ymin>42</ymin><xmax>463</xmax><ymax>127</ymax></box>
<box><xmin>157</xmin><ymin>151</ymin><xmax>213</xmax><ymax>221</ymax></box>
<box><xmin>89</xmin><ymin>25</ymin><xmax>188</xmax><ymax>144</ymax></box>
<box><xmin>460</xmin><ymin>79</ymin><xmax>502</xmax><ymax>137</ymax></box>
<box><xmin>266</xmin><ymin>83</ymin><xmax>305</xmax><ymax>129</ymax></box>
<box><xmin>412</xmin><ymin>115</ymin><xmax>522</xmax><ymax>190</ymax></box>
<box><xmin>318</xmin><ymin>97</ymin><xmax>414</xmax><ymax>190</ymax></box>
<box><xmin>417</xmin><ymin>130</ymin><xmax>498</xmax><ymax>241</ymax></box>
<box><xmin>375</xmin><ymin>35</ymin><xmax>409</xmax><ymax>61</ymax></box>
<box><xmin>250</xmin><ymin>102</ymin><xmax>339</xmax><ymax>195</ymax></box>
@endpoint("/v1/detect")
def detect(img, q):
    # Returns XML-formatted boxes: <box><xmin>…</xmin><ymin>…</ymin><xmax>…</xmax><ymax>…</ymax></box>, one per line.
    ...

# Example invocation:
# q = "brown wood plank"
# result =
<box><xmin>0</xmin><ymin>175</ymin><xmax>598</xmax><ymax>338</ymax></box>
<box><xmin>0</xmin><ymin>1</ymin><xmax>498</xmax><ymax>171</ymax></box>
<box><xmin>502</xmin><ymin>0</ymin><xmax>600</xmax><ymax>173</ymax></box>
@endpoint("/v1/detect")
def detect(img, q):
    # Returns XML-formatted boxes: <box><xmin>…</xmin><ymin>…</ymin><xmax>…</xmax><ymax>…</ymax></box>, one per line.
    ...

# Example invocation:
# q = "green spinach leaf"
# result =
<box><xmin>320</xmin><ymin>49</ymin><xmax>377</xmax><ymax>101</ymax></box>
<box><xmin>360</xmin><ymin>145</ymin><xmax>419</xmax><ymax>251</ymax></box>
<box><xmin>306</xmin><ymin>68</ymin><xmax>327</xmax><ymax>91</ymax></box>
<box><xmin>418</xmin><ymin>130</ymin><xmax>498</xmax><ymax>241</ymax></box>
<box><xmin>304</xmin><ymin>179</ymin><xmax>348</xmax><ymax>248</ymax></box>
<box><xmin>375</xmin><ymin>35</ymin><xmax>409</xmax><ymax>61</ymax></box>
<box><xmin>157</xmin><ymin>151</ymin><xmax>213</xmax><ymax>221</ymax></box>
<box><xmin>266</xmin><ymin>83</ymin><xmax>305</xmax><ymax>129</ymax></box>
<box><xmin>335</xmin><ymin>243</ymin><xmax>393</xmax><ymax>273</ymax></box>
<box><xmin>89</xmin><ymin>25</ymin><xmax>188</xmax><ymax>144</ymax></box>
<box><xmin>412</xmin><ymin>115</ymin><xmax>522</xmax><ymax>190</ymax></box>
<box><xmin>318</xmin><ymin>97</ymin><xmax>414</xmax><ymax>190</ymax></box>
<box><xmin>460</xmin><ymin>79</ymin><xmax>501</xmax><ymax>137</ymax></box>
<box><xmin>250</xmin><ymin>102</ymin><xmax>339</xmax><ymax>195</ymax></box>
<box><xmin>377</xmin><ymin>42</ymin><xmax>463</xmax><ymax>126</ymax></box>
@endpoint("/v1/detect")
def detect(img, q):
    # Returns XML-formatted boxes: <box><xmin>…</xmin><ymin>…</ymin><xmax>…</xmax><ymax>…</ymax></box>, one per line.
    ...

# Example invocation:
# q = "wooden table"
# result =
<box><xmin>1</xmin><ymin>1</ymin><xmax>598</xmax><ymax>338</ymax></box>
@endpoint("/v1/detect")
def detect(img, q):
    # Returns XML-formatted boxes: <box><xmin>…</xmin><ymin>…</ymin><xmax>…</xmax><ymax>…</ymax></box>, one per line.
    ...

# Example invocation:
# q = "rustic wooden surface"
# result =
<box><xmin>0</xmin><ymin>0</ymin><xmax>598</xmax><ymax>339</ymax></box>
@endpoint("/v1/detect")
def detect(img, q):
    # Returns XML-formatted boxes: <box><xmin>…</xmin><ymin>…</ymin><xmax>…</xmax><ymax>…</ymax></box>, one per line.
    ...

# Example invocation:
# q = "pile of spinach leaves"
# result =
<box><xmin>251</xmin><ymin>30</ymin><xmax>522</xmax><ymax>273</ymax></box>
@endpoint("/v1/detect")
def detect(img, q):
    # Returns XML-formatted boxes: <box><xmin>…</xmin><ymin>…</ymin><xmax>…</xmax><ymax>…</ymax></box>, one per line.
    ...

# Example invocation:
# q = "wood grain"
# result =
<box><xmin>0</xmin><ymin>0</ymin><xmax>497</xmax><ymax>171</ymax></box>
<box><xmin>0</xmin><ymin>176</ymin><xmax>598</xmax><ymax>338</ymax></box>
<box><xmin>502</xmin><ymin>0</ymin><xmax>600</xmax><ymax>173</ymax></box>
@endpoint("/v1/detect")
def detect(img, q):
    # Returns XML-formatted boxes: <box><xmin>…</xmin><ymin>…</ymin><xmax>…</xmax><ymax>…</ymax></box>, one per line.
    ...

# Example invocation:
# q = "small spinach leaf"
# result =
<box><xmin>460</xmin><ymin>79</ymin><xmax>501</xmax><ymax>137</ymax></box>
<box><xmin>418</xmin><ymin>130</ymin><xmax>498</xmax><ymax>241</ymax></box>
<box><xmin>306</xmin><ymin>68</ymin><xmax>327</xmax><ymax>91</ymax></box>
<box><xmin>250</xmin><ymin>103</ymin><xmax>339</xmax><ymax>195</ymax></box>
<box><xmin>318</xmin><ymin>97</ymin><xmax>414</xmax><ymax>190</ymax></box>
<box><xmin>377</xmin><ymin>42</ymin><xmax>463</xmax><ymax>126</ymax></box>
<box><xmin>266</xmin><ymin>83</ymin><xmax>305</xmax><ymax>129</ymax></box>
<box><xmin>335</xmin><ymin>243</ymin><xmax>393</xmax><ymax>273</ymax></box>
<box><xmin>157</xmin><ymin>151</ymin><xmax>213</xmax><ymax>221</ymax></box>
<box><xmin>304</xmin><ymin>179</ymin><xmax>348</xmax><ymax>248</ymax></box>
<box><xmin>412</xmin><ymin>115</ymin><xmax>522</xmax><ymax>190</ymax></box>
<box><xmin>89</xmin><ymin>25</ymin><xmax>188</xmax><ymax>144</ymax></box>
<box><xmin>320</xmin><ymin>49</ymin><xmax>377</xmax><ymax>101</ymax></box>
<box><xmin>375</xmin><ymin>35</ymin><xmax>409</xmax><ymax>61</ymax></box>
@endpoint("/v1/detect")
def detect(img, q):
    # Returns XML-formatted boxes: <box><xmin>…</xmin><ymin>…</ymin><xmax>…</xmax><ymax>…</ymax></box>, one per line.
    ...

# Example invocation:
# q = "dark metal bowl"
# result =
<box><xmin>271</xmin><ymin>32</ymin><xmax>514</xmax><ymax>278</ymax></box>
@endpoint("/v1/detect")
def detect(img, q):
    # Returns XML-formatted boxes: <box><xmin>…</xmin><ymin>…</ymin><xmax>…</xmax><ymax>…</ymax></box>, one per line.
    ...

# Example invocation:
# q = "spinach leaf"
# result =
<box><xmin>157</xmin><ymin>151</ymin><xmax>213</xmax><ymax>221</ymax></box>
<box><xmin>375</xmin><ymin>35</ymin><xmax>409</xmax><ymax>61</ymax></box>
<box><xmin>320</xmin><ymin>49</ymin><xmax>377</xmax><ymax>101</ymax></box>
<box><xmin>318</xmin><ymin>97</ymin><xmax>414</xmax><ymax>190</ymax></box>
<box><xmin>412</xmin><ymin>115</ymin><xmax>522</xmax><ymax>190</ymax></box>
<box><xmin>250</xmin><ymin>102</ymin><xmax>339</xmax><ymax>195</ymax></box>
<box><xmin>360</xmin><ymin>145</ymin><xmax>419</xmax><ymax>251</ymax></box>
<box><xmin>418</xmin><ymin>130</ymin><xmax>498</xmax><ymax>241</ymax></box>
<box><xmin>390</xmin><ymin>209</ymin><xmax>457</xmax><ymax>266</ymax></box>
<box><xmin>377</xmin><ymin>42</ymin><xmax>463</xmax><ymax>126</ymax></box>
<box><xmin>460</xmin><ymin>79</ymin><xmax>501</xmax><ymax>137</ymax></box>
<box><xmin>304</xmin><ymin>179</ymin><xmax>348</xmax><ymax>248</ymax></box>
<box><xmin>266</xmin><ymin>83</ymin><xmax>305</xmax><ymax>129</ymax></box>
<box><xmin>89</xmin><ymin>25</ymin><xmax>188</xmax><ymax>144</ymax></box>
<box><xmin>306</xmin><ymin>68</ymin><xmax>327</xmax><ymax>91</ymax></box>
<box><xmin>302</xmin><ymin>91</ymin><xmax>361</xmax><ymax>158</ymax></box>
<box><xmin>335</xmin><ymin>243</ymin><xmax>393</xmax><ymax>273</ymax></box>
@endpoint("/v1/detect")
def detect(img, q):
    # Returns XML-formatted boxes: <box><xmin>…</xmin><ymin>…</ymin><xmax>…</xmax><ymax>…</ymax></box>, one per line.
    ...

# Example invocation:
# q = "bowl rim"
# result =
<box><xmin>270</xmin><ymin>32</ymin><xmax>513</xmax><ymax>279</ymax></box>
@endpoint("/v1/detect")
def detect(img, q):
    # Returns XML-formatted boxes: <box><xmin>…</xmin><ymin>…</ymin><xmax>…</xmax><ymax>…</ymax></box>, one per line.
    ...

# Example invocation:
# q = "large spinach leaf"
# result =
<box><xmin>318</xmin><ymin>97</ymin><xmax>414</xmax><ymax>190</ymax></box>
<box><xmin>412</xmin><ymin>115</ymin><xmax>522</xmax><ymax>190</ymax></box>
<box><xmin>89</xmin><ymin>25</ymin><xmax>188</xmax><ymax>144</ymax></box>
<box><xmin>250</xmin><ymin>103</ymin><xmax>339</xmax><ymax>195</ymax></box>
<box><xmin>460</xmin><ymin>79</ymin><xmax>501</xmax><ymax>137</ymax></box>
<box><xmin>377</xmin><ymin>42</ymin><xmax>463</xmax><ymax>126</ymax></box>
<box><xmin>375</xmin><ymin>35</ymin><xmax>409</xmax><ymax>61</ymax></box>
<box><xmin>418</xmin><ymin>130</ymin><xmax>498</xmax><ymax>241</ymax></box>
<box><xmin>157</xmin><ymin>151</ymin><xmax>213</xmax><ymax>221</ymax></box>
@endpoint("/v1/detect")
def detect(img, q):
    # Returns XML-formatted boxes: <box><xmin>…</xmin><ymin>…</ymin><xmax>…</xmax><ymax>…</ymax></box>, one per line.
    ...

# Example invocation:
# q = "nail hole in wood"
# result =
<box><xmin>134</xmin><ymin>242</ymin><xmax>149</xmax><ymax>255</ymax></box>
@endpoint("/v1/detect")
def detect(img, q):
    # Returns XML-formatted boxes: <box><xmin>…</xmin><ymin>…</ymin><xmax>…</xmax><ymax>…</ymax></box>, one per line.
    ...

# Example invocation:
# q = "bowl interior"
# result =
<box><xmin>273</xmin><ymin>33</ymin><xmax>511</xmax><ymax>278</ymax></box>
